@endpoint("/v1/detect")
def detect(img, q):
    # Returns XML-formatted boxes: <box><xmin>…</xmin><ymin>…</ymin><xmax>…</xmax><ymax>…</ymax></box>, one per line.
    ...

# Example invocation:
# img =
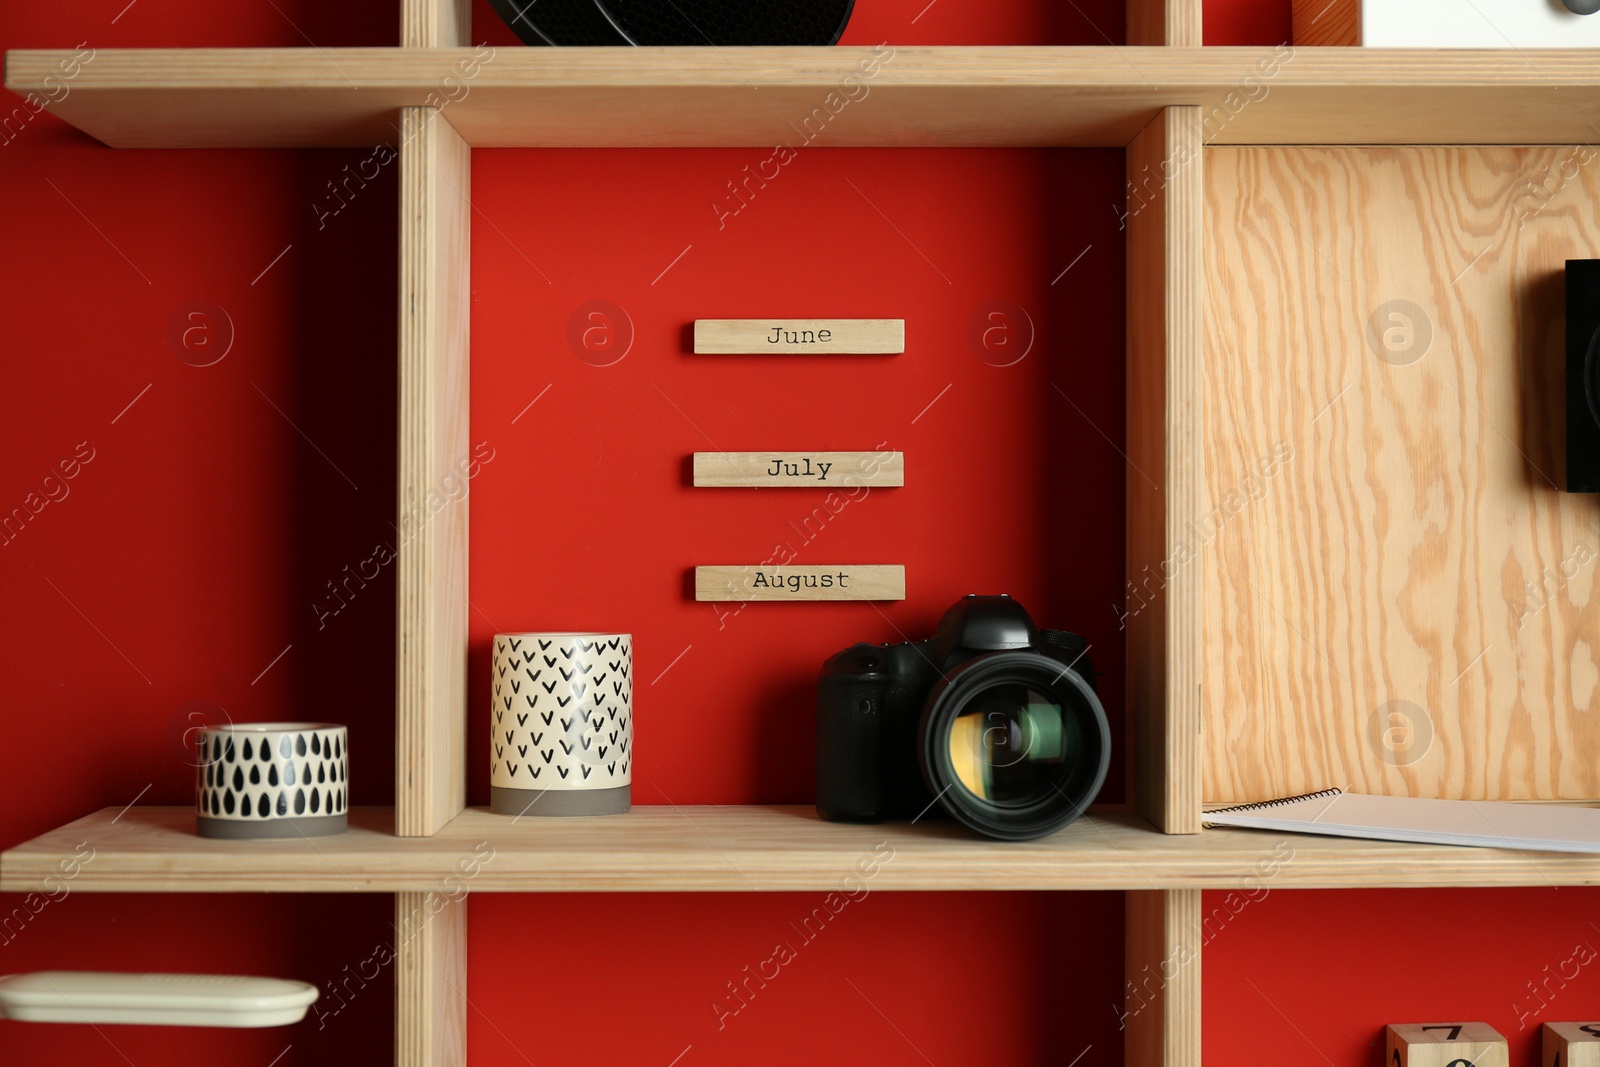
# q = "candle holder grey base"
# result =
<box><xmin>196</xmin><ymin>813</ymin><xmax>348</xmax><ymax>839</ymax></box>
<box><xmin>491</xmin><ymin>785</ymin><xmax>630</xmax><ymax>817</ymax></box>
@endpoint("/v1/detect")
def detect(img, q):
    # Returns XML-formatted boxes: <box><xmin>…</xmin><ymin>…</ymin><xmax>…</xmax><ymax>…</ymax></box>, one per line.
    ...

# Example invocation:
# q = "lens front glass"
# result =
<box><xmin>945</xmin><ymin>684</ymin><xmax>1083</xmax><ymax>806</ymax></box>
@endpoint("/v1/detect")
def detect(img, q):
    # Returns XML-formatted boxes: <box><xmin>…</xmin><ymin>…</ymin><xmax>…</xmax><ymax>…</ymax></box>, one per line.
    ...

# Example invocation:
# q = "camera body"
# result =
<box><xmin>816</xmin><ymin>595</ymin><xmax>1107</xmax><ymax>839</ymax></box>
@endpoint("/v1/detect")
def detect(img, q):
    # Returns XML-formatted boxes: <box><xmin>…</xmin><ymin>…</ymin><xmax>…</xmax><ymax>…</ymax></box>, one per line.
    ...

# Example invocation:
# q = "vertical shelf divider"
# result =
<box><xmin>1127</xmin><ymin>0</ymin><xmax>1202</xmax><ymax>45</ymax></box>
<box><xmin>1126</xmin><ymin>104</ymin><xmax>1204</xmax><ymax>837</ymax></box>
<box><xmin>1127</xmin><ymin>18</ymin><xmax>1204</xmax><ymax>1067</ymax></box>
<box><xmin>394</xmin><ymin>14</ymin><xmax>472</xmax><ymax>1045</ymax></box>
<box><xmin>1125</xmin><ymin>890</ymin><xmax>1202</xmax><ymax>1067</ymax></box>
<box><xmin>396</xmin><ymin>102</ymin><xmax>472</xmax><ymax>840</ymax></box>
<box><xmin>402</xmin><ymin>0</ymin><xmax>471</xmax><ymax>47</ymax></box>
<box><xmin>396</xmin><ymin>891</ymin><xmax>469</xmax><ymax>1067</ymax></box>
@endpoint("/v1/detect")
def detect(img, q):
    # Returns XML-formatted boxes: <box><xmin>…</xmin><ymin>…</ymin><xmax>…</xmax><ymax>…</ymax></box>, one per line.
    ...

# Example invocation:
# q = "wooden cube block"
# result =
<box><xmin>1386</xmin><ymin>1022</ymin><xmax>1508</xmax><ymax>1067</ymax></box>
<box><xmin>1292</xmin><ymin>0</ymin><xmax>1600</xmax><ymax>48</ymax></box>
<box><xmin>1545</xmin><ymin>1022</ymin><xmax>1600</xmax><ymax>1067</ymax></box>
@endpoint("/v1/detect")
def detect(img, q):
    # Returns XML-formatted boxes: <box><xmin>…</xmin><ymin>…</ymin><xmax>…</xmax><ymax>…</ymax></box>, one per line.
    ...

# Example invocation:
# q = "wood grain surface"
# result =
<box><xmin>1203</xmin><ymin>147</ymin><xmax>1600</xmax><ymax>805</ymax></box>
<box><xmin>1128</xmin><ymin>107</ymin><xmax>1206</xmax><ymax>835</ymax></box>
<box><xmin>1125</xmin><ymin>890</ymin><xmax>1202</xmax><ymax>1067</ymax></box>
<box><xmin>396</xmin><ymin>107</ymin><xmax>470</xmax><ymax>837</ymax></box>
<box><xmin>400</xmin><ymin>0</ymin><xmax>470</xmax><ymax>48</ymax></box>
<box><xmin>1128</xmin><ymin>0</ymin><xmax>1202</xmax><ymax>46</ymax></box>
<box><xmin>15</xmin><ymin>48</ymin><xmax>1600</xmax><ymax>149</ymax></box>
<box><xmin>13</xmin><ymin>805</ymin><xmax>1600</xmax><ymax>892</ymax></box>
<box><xmin>395</xmin><ymin>891</ymin><xmax>467</xmax><ymax>1067</ymax></box>
<box><xmin>1293</xmin><ymin>0</ymin><xmax>1359</xmax><ymax>47</ymax></box>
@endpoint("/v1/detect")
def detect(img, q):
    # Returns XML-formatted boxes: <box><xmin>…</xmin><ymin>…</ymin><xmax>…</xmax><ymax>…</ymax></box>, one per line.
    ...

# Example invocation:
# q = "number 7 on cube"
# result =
<box><xmin>1387</xmin><ymin>1022</ymin><xmax>1508</xmax><ymax>1066</ymax></box>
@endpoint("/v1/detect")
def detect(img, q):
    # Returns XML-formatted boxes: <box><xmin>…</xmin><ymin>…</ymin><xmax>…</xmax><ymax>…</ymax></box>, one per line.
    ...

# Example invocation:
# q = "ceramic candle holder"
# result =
<box><xmin>491</xmin><ymin>633</ymin><xmax>632</xmax><ymax>817</ymax></box>
<box><xmin>196</xmin><ymin>722</ymin><xmax>349</xmax><ymax>839</ymax></box>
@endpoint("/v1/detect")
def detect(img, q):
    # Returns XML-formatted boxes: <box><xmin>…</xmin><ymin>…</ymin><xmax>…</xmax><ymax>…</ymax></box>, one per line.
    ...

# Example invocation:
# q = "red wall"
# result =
<box><xmin>1202</xmin><ymin>887</ymin><xmax>1600</xmax><ymax>1064</ymax></box>
<box><xmin>1203</xmin><ymin>0</ymin><xmax>1291</xmax><ymax>45</ymax></box>
<box><xmin>1</xmin><ymin>3</ymin><xmax>403</xmax><ymax>1064</ymax></box>
<box><xmin>3</xmin><ymin>2</ymin><xmax>1592</xmax><ymax>1066</ymax></box>
<box><xmin>464</xmin><ymin>140</ymin><xmax>1128</xmax><ymax>1067</ymax></box>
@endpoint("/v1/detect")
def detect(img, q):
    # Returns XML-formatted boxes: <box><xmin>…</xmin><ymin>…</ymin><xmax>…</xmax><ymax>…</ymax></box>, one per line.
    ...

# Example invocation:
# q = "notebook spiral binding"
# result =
<box><xmin>1202</xmin><ymin>787</ymin><xmax>1343</xmax><ymax>828</ymax></box>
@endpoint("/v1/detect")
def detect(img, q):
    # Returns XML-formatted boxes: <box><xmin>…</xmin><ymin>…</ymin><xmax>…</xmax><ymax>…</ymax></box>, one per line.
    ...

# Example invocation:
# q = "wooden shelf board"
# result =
<box><xmin>8</xmin><ymin>804</ymin><xmax>1600</xmax><ymax>893</ymax></box>
<box><xmin>10</xmin><ymin>47</ymin><xmax>1600</xmax><ymax>149</ymax></box>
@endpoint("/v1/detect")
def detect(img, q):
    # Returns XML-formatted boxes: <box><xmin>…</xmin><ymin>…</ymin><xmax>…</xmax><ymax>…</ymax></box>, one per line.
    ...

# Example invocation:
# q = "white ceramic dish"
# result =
<box><xmin>0</xmin><ymin>972</ymin><xmax>318</xmax><ymax>1027</ymax></box>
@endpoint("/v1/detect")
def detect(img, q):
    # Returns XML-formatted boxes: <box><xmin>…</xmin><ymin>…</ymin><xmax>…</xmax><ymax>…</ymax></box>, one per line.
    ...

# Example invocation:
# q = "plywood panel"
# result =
<box><xmin>14</xmin><ymin>48</ymin><xmax>1600</xmax><ymax>149</ymax></box>
<box><xmin>1129</xmin><ymin>0</ymin><xmax>1202</xmax><ymax>46</ymax></box>
<box><xmin>395</xmin><ymin>891</ymin><xmax>467</xmax><ymax>1067</ymax></box>
<box><xmin>1128</xmin><ymin>107</ymin><xmax>1205</xmax><ymax>834</ymax></box>
<box><xmin>16</xmin><ymin>805</ymin><xmax>1600</xmax><ymax>891</ymax></box>
<box><xmin>1125</xmin><ymin>890</ymin><xmax>1201</xmax><ymax>1067</ymax></box>
<box><xmin>396</xmin><ymin>107</ymin><xmax>471</xmax><ymax>837</ymax></box>
<box><xmin>402</xmin><ymin>0</ymin><xmax>470</xmax><ymax>48</ymax></box>
<box><xmin>1203</xmin><ymin>146</ymin><xmax>1600</xmax><ymax>805</ymax></box>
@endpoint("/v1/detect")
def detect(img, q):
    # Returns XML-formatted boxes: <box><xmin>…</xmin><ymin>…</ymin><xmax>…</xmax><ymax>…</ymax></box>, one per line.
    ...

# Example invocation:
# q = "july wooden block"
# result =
<box><xmin>693</xmin><ymin>319</ymin><xmax>904</xmax><ymax>354</ymax></box>
<box><xmin>1545</xmin><ymin>1022</ymin><xmax>1600</xmax><ymax>1066</ymax></box>
<box><xmin>1387</xmin><ymin>1022</ymin><xmax>1508</xmax><ymax>1067</ymax></box>
<box><xmin>692</xmin><ymin>452</ymin><xmax>904</xmax><ymax>488</ymax></box>
<box><xmin>694</xmin><ymin>565</ymin><xmax>905</xmax><ymax>602</ymax></box>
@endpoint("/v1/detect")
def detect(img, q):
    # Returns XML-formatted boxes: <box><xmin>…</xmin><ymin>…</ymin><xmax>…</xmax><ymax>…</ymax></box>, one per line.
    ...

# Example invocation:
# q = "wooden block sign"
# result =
<box><xmin>1545</xmin><ymin>1022</ymin><xmax>1600</xmax><ymax>1066</ymax></box>
<box><xmin>1387</xmin><ymin>1022</ymin><xmax>1508</xmax><ymax>1067</ymax></box>
<box><xmin>695</xmin><ymin>565</ymin><xmax>905</xmax><ymax>602</ymax></box>
<box><xmin>693</xmin><ymin>452</ymin><xmax>904</xmax><ymax>488</ymax></box>
<box><xmin>693</xmin><ymin>319</ymin><xmax>904</xmax><ymax>354</ymax></box>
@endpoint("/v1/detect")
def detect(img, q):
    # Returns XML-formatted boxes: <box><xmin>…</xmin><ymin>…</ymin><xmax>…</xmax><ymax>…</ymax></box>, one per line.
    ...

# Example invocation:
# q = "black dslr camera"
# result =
<box><xmin>816</xmin><ymin>595</ymin><xmax>1111</xmax><ymax>841</ymax></box>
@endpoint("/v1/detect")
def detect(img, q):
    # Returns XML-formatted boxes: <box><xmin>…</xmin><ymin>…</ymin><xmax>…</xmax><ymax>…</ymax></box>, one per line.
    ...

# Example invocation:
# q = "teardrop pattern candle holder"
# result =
<box><xmin>195</xmin><ymin>722</ymin><xmax>349</xmax><ymax>839</ymax></box>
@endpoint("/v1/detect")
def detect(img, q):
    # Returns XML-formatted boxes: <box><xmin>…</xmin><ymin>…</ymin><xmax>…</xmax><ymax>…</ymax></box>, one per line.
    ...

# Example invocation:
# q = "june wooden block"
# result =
<box><xmin>1545</xmin><ymin>1022</ymin><xmax>1600</xmax><ymax>1067</ymax></box>
<box><xmin>693</xmin><ymin>319</ymin><xmax>904</xmax><ymax>354</ymax></box>
<box><xmin>1387</xmin><ymin>1022</ymin><xmax>1508</xmax><ymax>1067</ymax></box>
<box><xmin>692</xmin><ymin>451</ymin><xmax>904</xmax><ymax>488</ymax></box>
<box><xmin>694</xmin><ymin>565</ymin><xmax>905</xmax><ymax>602</ymax></box>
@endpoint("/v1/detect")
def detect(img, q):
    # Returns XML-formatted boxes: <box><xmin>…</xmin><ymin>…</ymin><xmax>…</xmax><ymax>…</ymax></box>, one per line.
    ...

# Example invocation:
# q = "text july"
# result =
<box><xmin>767</xmin><ymin>457</ymin><xmax>832</xmax><ymax>481</ymax></box>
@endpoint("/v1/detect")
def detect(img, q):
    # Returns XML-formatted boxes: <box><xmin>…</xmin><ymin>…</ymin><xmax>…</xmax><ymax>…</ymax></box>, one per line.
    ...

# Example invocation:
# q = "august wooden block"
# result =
<box><xmin>693</xmin><ymin>319</ymin><xmax>904</xmax><ymax>354</ymax></box>
<box><xmin>692</xmin><ymin>452</ymin><xmax>904</xmax><ymax>488</ymax></box>
<box><xmin>1545</xmin><ymin>1022</ymin><xmax>1600</xmax><ymax>1066</ymax></box>
<box><xmin>694</xmin><ymin>565</ymin><xmax>905</xmax><ymax>602</ymax></box>
<box><xmin>1387</xmin><ymin>1022</ymin><xmax>1508</xmax><ymax>1067</ymax></box>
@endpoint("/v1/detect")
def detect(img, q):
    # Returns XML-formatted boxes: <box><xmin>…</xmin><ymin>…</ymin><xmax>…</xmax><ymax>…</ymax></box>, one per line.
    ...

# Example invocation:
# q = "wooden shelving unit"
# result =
<box><xmin>11</xmin><ymin>805</ymin><xmax>1600</xmax><ymax>894</ymax></box>
<box><xmin>11</xmin><ymin>47</ymin><xmax>1600</xmax><ymax>148</ymax></box>
<box><xmin>8</xmin><ymin>0</ymin><xmax>1597</xmax><ymax>1062</ymax></box>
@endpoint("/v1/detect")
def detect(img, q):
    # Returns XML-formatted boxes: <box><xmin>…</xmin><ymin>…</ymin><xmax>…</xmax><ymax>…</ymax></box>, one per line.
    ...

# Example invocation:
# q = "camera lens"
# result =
<box><xmin>946</xmin><ymin>687</ymin><xmax>1076</xmax><ymax>802</ymax></box>
<box><xmin>919</xmin><ymin>653</ymin><xmax>1110</xmax><ymax>841</ymax></box>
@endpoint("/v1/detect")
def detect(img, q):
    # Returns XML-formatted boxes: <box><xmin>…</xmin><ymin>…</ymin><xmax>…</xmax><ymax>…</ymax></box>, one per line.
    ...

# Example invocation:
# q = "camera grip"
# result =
<box><xmin>815</xmin><ymin>674</ymin><xmax>888</xmax><ymax>822</ymax></box>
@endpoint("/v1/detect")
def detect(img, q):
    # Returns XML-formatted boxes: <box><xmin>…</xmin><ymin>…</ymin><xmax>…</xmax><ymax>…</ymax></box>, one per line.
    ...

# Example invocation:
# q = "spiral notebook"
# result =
<box><xmin>1203</xmin><ymin>788</ymin><xmax>1600</xmax><ymax>854</ymax></box>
